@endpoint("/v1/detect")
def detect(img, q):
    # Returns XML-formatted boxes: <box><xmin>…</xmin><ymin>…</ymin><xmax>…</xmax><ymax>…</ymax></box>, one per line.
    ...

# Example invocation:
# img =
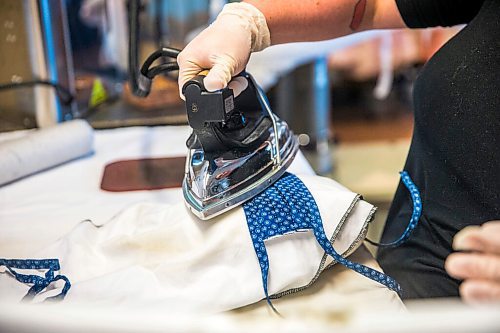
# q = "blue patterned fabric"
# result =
<box><xmin>0</xmin><ymin>258</ymin><xmax>70</xmax><ymax>301</ymax></box>
<box><xmin>243</xmin><ymin>172</ymin><xmax>403</xmax><ymax>308</ymax></box>
<box><xmin>366</xmin><ymin>171</ymin><xmax>422</xmax><ymax>247</ymax></box>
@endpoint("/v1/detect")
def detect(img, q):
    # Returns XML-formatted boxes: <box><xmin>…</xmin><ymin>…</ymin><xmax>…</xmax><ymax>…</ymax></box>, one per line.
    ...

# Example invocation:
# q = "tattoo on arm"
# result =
<box><xmin>350</xmin><ymin>0</ymin><xmax>367</xmax><ymax>31</ymax></box>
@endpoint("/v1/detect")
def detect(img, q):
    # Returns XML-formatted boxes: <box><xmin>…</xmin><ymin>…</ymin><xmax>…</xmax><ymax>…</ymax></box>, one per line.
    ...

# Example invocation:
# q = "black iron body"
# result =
<box><xmin>182</xmin><ymin>73</ymin><xmax>272</xmax><ymax>156</ymax></box>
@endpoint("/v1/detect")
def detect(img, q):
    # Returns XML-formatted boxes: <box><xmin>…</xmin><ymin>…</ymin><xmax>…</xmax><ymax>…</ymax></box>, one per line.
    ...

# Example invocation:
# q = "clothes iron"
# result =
<box><xmin>126</xmin><ymin>33</ymin><xmax>297</xmax><ymax>220</ymax></box>
<box><xmin>182</xmin><ymin>72</ymin><xmax>299</xmax><ymax>220</ymax></box>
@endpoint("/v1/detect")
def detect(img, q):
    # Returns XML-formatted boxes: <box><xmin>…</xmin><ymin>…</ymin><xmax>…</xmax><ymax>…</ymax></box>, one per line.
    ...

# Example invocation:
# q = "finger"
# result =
<box><xmin>445</xmin><ymin>252</ymin><xmax>500</xmax><ymax>280</ymax></box>
<box><xmin>453</xmin><ymin>225</ymin><xmax>481</xmax><ymax>251</ymax></box>
<box><xmin>203</xmin><ymin>61</ymin><xmax>233</xmax><ymax>92</ymax></box>
<box><xmin>177</xmin><ymin>52</ymin><xmax>204</xmax><ymax>100</ymax></box>
<box><xmin>454</xmin><ymin>221</ymin><xmax>500</xmax><ymax>254</ymax></box>
<box><xmin>227</xmin><ymin>77</ymin><xmax>248</xmax><ymax>97</ymax></box>
<box><xmin>460</xmin><ymin>279</ymin><xmax>500</xmax><ymax>304</ymax></box>
<box><xmin>178</xmin><ymin>68</ymin><xmax>203</xmax><ymax>100</ymax></box>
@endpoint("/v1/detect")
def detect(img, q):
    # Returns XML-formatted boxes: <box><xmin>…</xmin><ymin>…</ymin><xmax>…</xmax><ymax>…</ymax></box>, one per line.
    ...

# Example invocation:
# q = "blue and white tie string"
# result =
<box><xmin>0</xmin><ymin>258</ymin><xmax>70</xmax><ymax>301</ymax></box>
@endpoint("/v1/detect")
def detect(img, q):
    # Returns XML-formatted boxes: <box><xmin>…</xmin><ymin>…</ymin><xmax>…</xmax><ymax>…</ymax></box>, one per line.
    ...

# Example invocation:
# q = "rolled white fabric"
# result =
<box><xmin>0</xmin><ymin>120</ymin><xmax>94</xmax><ymax>186</ymax></box>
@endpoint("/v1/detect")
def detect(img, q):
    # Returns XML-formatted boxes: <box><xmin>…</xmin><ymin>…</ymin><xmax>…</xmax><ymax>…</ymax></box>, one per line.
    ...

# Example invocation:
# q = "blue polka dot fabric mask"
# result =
<box><xmin>243</xmin><ymin>172</ymin><xmax>412</xmax><ymax>310</ymax></box>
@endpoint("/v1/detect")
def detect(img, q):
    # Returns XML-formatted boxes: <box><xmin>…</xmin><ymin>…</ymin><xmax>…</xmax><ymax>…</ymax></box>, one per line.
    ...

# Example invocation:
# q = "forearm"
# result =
<box><xmin>244</xmin><ymin>0</ymin><xmax>406</xmax><ymax>45</ymax></box>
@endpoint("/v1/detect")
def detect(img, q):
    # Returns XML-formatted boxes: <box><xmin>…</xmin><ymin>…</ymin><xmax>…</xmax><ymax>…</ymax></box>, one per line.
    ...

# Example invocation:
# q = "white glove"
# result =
<box><xmin>177</xmin><ymin>2</ymin><xmax>270</xmax><ymax>99</ymax></box>
<box><xmin>445</xmin><ymin>221</ymin><xmax>500</xmax><ymax>303</ymax></box>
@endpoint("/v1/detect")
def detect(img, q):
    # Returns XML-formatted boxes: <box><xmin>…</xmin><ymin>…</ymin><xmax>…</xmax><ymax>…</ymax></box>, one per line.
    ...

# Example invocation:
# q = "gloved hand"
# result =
<box><xmin>177</xmin><ymin>2</ymin><xmax>270</xmax><ymax>99</ymax></box>
<box><xmin>445</xmin><ymin>221</ymin><xmax>500</xmax><ymax>303</ymax></box>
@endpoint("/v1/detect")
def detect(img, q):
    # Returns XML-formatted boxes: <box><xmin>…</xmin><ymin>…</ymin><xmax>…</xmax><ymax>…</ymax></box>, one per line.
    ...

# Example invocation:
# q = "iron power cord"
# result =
<box><xmin>0</xmin><ymin>80</ymin><xmax>73</xmax><ymax>105</ymax></box>
<box><xmin>128</xmin><ymin>0</ymin><xmax>180</xmax><ymax>98</ymax></box>
<box><xmin>140</xmin><ymin>47</ymin><xmax>180</xmax><ymax>73</ymax></box>
<box><xmin>135</xmin><ymin>47</ymin><xmax>180</xmax><ymax>96</ymax></box>
<box><xmin>145</xmin><ymin>62</ymin><xmax>179</xmax><ymax>80</ymax></box>
<box><xmin>128</xmin><ymin>0</ymin><xmax>143</xmax><ymax>96</ymax></box>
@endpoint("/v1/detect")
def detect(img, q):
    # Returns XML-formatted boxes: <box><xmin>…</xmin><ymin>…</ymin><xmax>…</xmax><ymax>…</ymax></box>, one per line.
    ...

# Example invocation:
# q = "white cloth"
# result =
<box><xmin>1</xmin><ymin>175</ymin><xmax>375</xmax><ymax>313</ymax></box>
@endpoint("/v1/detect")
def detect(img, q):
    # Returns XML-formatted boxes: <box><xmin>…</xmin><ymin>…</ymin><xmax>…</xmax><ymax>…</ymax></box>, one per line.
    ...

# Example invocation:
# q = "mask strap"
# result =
<box><xmin>366</xmin><ymin>171</ymin><xmax>422</xmax><ymax>248</ymax></box>
<box><xmin>243</xmin><ymin>173</ymin><xmax>402</xmax><ymax>314</ymax></box>
<box><xmin>0</xmin><ymin>258</ymin><xmax>71</xmax><ymax>301</ymax></box>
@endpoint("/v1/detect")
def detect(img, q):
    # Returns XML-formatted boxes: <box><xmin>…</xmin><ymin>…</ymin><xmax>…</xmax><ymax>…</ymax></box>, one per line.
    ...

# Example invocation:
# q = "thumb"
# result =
<box><xmin>227</xmin><ymin>77</ymin><xmax>248</xmax><ymax>97</ymax></box>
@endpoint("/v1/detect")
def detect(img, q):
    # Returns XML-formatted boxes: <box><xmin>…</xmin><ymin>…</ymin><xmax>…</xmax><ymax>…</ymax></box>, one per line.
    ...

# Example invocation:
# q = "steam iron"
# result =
<box><xmin>182</xmin><ymin>72</ymin><xmax>299</xmax><ymax>220</ymax></box>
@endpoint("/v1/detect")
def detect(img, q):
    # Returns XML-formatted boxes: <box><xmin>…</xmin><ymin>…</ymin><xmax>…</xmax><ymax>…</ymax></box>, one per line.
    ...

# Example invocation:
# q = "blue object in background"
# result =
<box><xmin>40</xmin><ymin>0</ymin><xmax>63</xmax><ymax>122</ymax></box>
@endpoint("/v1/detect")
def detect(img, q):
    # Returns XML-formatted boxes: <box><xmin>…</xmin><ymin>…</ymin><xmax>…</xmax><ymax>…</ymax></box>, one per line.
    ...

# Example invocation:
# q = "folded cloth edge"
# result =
<box><xmin>269</xmin><ymin>196</ymin><xmax>375</xmax><ymax>300</ymax></box>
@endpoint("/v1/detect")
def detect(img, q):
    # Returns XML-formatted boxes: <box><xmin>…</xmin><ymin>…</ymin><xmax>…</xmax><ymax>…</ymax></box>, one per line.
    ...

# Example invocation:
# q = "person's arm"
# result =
<box><xmin>177</xmin><ymin>0</ymin><xmax>406</xmax><ymax>97</ymax></box>
<box><xmin>245</xmin><ymin>0</ymin><xmax>406</xmax><ymax>45</ymax></box>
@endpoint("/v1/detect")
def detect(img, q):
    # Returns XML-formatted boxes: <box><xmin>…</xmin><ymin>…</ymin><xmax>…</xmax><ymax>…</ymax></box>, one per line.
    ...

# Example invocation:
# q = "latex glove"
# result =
<box><xmin>177</xmin><ymin>2</ymin><xmax>270</xmax><ymax>99</ymax></box>
<box><xmin>445</xmin><ymin>221</ymin><xmax>500</xmax><ymax>303</ymax></box>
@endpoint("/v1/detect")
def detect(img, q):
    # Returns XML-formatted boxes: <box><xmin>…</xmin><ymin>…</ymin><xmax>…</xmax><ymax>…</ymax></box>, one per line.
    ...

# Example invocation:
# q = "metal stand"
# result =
<box><xmin>273</xmin><ymin>57</ymin><xmax>333</xmax><ymax>175</ymax></box>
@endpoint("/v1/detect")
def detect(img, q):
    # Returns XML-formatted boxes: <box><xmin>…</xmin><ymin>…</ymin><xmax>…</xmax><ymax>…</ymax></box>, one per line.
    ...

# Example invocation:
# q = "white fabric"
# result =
<box><xmin>21</xmin><ymin>175</ymin><xmax>373</xmax><ymax>313</ymax></box>
<box><xmin>0</xmin><ymin>120</ymin><xmax>94</xmax><ymax>186</ymax></box>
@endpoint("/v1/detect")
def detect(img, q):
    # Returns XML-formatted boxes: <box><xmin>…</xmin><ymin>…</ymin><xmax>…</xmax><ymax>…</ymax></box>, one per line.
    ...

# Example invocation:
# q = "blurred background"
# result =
<box><xmin>0</xmin><ymin>0</ymin><xmax>461</xmax><ymax>248</ymax></box>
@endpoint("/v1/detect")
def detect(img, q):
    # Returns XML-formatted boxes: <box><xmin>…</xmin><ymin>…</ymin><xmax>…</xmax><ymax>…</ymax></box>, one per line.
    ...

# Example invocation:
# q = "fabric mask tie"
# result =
<box><xmin>0</xmin><ymin>258</ymin><xmax>71</xmax><ymax>301</ymax></box>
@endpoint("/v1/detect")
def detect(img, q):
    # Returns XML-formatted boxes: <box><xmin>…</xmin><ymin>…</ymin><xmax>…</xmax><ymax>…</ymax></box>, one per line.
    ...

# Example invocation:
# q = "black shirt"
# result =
<box><xmin>378</xmin><ymin>0</ymin><xmax>500</xmax><ymax>299</ymax></box>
